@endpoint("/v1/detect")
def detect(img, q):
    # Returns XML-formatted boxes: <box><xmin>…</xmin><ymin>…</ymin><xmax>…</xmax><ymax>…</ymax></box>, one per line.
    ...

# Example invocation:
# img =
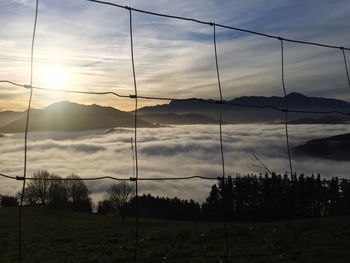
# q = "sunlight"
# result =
<box><xmin>38</xmin><ymin>64</ymin><xmax>70</xmax><ymax>89</ymax></box>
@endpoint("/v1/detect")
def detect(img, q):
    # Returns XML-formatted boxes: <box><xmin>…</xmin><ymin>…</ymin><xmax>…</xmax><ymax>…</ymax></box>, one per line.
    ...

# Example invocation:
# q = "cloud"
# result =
<box><xmin>1</xmin><ymin>124</ymin><xmax>350</xmax><ymax>202</ymax></box>
<box><xmin>1</xmin><ymin>0</ymin><xmax>350</xmax><ymax>200</ymax></box>
<box><xmin>28</xmin><ymin>140</ymin><xmax>106</xmax><ymax>153</ymax></box>
<box><xmin>1</xmin><ymin>0</ymin><xmax>350</xmax><ymax>111</ymax></box>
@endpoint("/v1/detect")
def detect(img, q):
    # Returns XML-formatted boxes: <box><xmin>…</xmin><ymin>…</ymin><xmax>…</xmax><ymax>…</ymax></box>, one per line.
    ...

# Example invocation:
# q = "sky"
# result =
<box><xmin>1</xmin><ymin>124</ymin><xmax>350</xmax><ymax>202</ymax></box>
<box><xmin>0</xmin><ymin>0</ymin><xmax>350</xmax><ymax>111</ymax></box>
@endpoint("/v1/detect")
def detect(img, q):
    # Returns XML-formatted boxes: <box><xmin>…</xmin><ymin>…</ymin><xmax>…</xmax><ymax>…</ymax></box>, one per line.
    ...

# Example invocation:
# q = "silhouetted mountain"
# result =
<box><xmin>104</xmin><ymin>128</ymin><xmax>133</xmax><ymax>134</ymax></box>
<box><xmin>234</xmin><ymin>92</ymin><xmax>350</xmax><ymax>110</ymax></box>
<box><xmin>1</xmin><ymin>93</ymin><xmax>349</xmax><ymax>133</ymax></box>
<box><xmin>286</xmin><ymin>116</ymin><xmax>348</xmax><ymax>124</ymax></box>
<box><xmin>140</xmin><ymin>113</ymin><xmax>219</xmax><ymax>125</ymax></box>
<box><xmin>138</xmin><ymin>93</ymin><xmax>350</xmax><ymax>123</ymax></box>
<box><xmin>0</xmin><ymin>111</ymin><xmax>25</xmax><ymax>127</ymax></box>
<box><xmin>295</xmin><ymin>133</ymin><xmax>350</xmax><ymax>160</ymax></box>
<box><xmin>0</xmin><ymin>101</ymin><xmax>153</xmax><ymax>133</ymax></box>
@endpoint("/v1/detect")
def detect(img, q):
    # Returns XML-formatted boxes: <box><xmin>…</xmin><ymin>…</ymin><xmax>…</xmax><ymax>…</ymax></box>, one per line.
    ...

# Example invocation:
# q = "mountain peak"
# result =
<box><xmin>44</xmin><ymin>101</ymin><xmax>81</xmax><ymax>110</ymax></box>
<box><xmin>0</xmin><ymin>101</ymin><xmax>153</xmax><ymax>133</ymax></box>
<box><xmin>44</xmin><ymin>101</ymin><xmax>120</xmax><ymax>114</ymax></box>
<box><xmin>286</xmin><ymin>92</ymin><xmax>308</xmax><ymax>99</ymax></box>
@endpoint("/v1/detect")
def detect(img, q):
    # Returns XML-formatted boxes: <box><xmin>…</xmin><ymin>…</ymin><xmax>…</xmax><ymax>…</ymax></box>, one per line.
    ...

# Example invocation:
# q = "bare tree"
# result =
<box><xmin>24</xmin><ymin>170</ymin><xmax>51</xmax><ymax>207</ymax></box>
<box><xmin>65</xmin><ymin>174</ymin><xmax>89</xmax><ymax>203</ymax></box>
<box><xmin>20</xmin><ymin>171</ymin><xmax>91</xmax><ymax>212</ymax></box>
<box><xmin>108</xmin><ymin>181</ymin><xmax>135</xmax><ymax>212</ymax></box>
<box><xmin>21</xmin><ymin>184</ymin><xmax>37</xmax><ymax>206</ymax></box>
<box><xmin>64</xmin><ymin>174</ymin><xmax>92</xmax><ymax>212</ymax></box>
<box><xmin>48</xmin><ymin>174</ymin><xmax>67</xmax><ymax>209</ymax></box>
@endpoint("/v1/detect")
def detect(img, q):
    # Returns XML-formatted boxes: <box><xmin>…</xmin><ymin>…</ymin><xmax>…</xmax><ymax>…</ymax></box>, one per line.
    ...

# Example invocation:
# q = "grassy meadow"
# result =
<box><xmin>1</xmin><ymin>208</ymin><xmax>350</xmax><ymax>263</ymax></box>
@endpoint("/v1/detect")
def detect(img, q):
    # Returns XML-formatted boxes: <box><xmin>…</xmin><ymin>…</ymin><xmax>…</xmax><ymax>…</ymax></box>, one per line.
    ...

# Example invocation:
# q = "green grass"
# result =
<box><xmin>1</xmin><ymin>208</ymin><xmax>350</xmax><ymax>263</ymax></box>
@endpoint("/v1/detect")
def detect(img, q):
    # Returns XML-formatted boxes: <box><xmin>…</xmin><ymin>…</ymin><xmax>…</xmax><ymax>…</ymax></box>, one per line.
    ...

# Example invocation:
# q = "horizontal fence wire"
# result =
<box><xmin>85</xmin><ymin>0</ymin><xmax>350</xmax><ymax>51</ymax></box>
<box><xmin>2</xmin><ymin>172</ymin><xmax>349</xmax><ymax>183</ymax></box>
<box><xmin>0</xmin><ymin>173</ymin><xmax>219</xmax><ymax>181</ymax></box>
<box><xmin>0</xmin><ymin>81</ymin><xmax>350</xmax><ymax>116</ymax></box>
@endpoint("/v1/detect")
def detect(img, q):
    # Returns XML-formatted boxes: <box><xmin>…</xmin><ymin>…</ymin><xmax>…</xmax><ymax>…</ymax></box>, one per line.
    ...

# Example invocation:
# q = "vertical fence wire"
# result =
<box><xmin>280</xmin><ymin>39</ymin><xmax>293</xmax><ymax>177</ymax></box>
<box><xmin>129</xmin><ymin>8</ymin><xmax>140</xmax><ymax>263</ymax></box>
<box><xmin>18</xmin><ymin>1</ymin><xmax>39</xmax><ymax>262</ymax></box>
<box><xmin>193</xmin><ymin>217</ymin><xmax>209</xmax><ymax>263</ymax></box>
<box><xmin>342</xmin><ymin>48</ymin><xmax>350</xmax><ymax>89</ymax></box>
<box><xmin>280</xmin><ymin>38</ymin><xmax>304</xmax><ymax>262</ymax></box>
<box><xmin>131</xmin><ymin>137</ymin><xmax>135</xmax><ymax>179</ymax></box>
<box><xmin>213</xmin><ymin>23</ymin><xmax>230</xmax><ymax>262</ymax></box>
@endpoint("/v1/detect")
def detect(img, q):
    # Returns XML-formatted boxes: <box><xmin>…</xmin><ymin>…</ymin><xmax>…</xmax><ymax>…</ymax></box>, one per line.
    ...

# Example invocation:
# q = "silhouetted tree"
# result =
<box><xmin>20</xmin><ymin>171</ymin><xmax>92</xmax><ymax>213</ymax></box>
<box><xmin>97</xmin><ymin>199</ymin><xmax>114</xmax><ymax>215</ymax></box>
<box><xmin>24</xmin><ymin>170</ymin><xmax>51</xmax><ymax>207</ymax></box>
<box><xmin>1</xmin><ymin>195</ymin><xmax>18</xmax><ymax>207</ymax></box>
<box><xmin>65</xmin><ymin>174</ymin><xmax>92</xmax><ymax>213</ymax></box>
<box><xmin>122</xmin><ymin>194</ymin><xmax>201</xmax><ymax>220</ymax></box>
<box><xmin>108</xmin><ymin>182</ymin><xmax>134</xmax><ymax>212</ymax></box>
<box><xmin>21</xmin><ymin>186</ymin><xmax>37</xmax><ymax>206</ymax></box>
<box><xmin>340</xmin><ymin>179</ymin><xmax>350</xmax><ymax>214</ymax></box>
<box><xmin>47</xmin><ymin>174</ymin><xmax>69</xmax><ymax>210</ymax></box>
<box><xmin>202</xmin><ymin>184</ymin><xmax>221</xmax><ymax>220</ymax></box>
<box><xmin>203</xmin><ymin>173</ymin><xmax>350</xmax><ymax>222</ymax></box>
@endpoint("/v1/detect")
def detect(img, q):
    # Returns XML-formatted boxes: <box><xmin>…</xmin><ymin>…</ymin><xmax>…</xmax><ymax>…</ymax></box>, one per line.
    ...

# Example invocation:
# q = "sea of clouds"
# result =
<box><xmin>1</xmin><ymin>124</ymin><xmax>349</xmax><ymax>202</ymax></box>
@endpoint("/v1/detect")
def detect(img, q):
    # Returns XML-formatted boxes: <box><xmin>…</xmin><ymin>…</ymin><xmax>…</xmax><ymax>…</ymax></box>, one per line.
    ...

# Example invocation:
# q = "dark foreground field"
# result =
<box><xmin>1</xmin><ymin>208</ymin><xmax>350</xmax><ymax>263</ymax></box>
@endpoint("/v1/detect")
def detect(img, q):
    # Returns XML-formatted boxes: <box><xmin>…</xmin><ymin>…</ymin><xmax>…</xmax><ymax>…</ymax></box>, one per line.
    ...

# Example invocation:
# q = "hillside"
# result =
<box><xmin>287</xmin><ymin>116</ymin><xmax>348</xmax><ymax>124</ymax></box>
<box><xmin>1</xmin><ymin>93</ymin><xmax>349</xmax><ymax>133</ymax></box>
<box><xmin>295</xmin><ymin>133</ymin><xmax>350</xmax><ymax>160</ymax></box>
<box><xmin>138</xmin><ymin>92</ymin><xmax>350</xmax><ymax>124</ymax></box>
<box><xmin>0</xmin><ymin>102</ymin><xmax>220</xmax><ymax>133</ymax></box>
<box><xmin>0</xmin><ymin>101</ymin><xmax>153</xmax><ymax>133</ymax></box>
<box><xmin>139</xmin><ymin>112</ymin><xmax>219</xmax><ymax>125</ymax></box>
<box><xmin>0</xmin><ymin>111</ymin><xmax>25</xmax><ymax>127</ymax></box>
<box><xmin>1</xmin><ymin>208</ymin><xmax>349</xmax><ymax>263</ymax></box>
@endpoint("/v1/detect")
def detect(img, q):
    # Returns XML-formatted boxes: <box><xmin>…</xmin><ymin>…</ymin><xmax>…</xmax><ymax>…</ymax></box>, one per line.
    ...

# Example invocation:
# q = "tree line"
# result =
<box><xmin>1</xmin><ymin>170</ymin><xmax>92</xmax><ymax>213</ymax></box>
<box><xmin>120</xmin><ymin>194</ymin><xmax>201</xmax><ymax>220</ymax></box>
<box><xmin>202</xmin><ymin>173</ymin><xmax>350</xmax><ymax>222</ymax></box>
<box><xmin>1</xmin><ymin>170</ymin><xmax>350</xmax><ymax>223</ymax></box>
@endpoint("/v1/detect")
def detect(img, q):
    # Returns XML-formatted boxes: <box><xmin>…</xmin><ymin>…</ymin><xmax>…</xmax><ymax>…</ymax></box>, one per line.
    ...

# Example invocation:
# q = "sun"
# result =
<box><xmin>39</xmin><ymin>64</ymin><xmax>70</xmax><ymax>89</ymax></box>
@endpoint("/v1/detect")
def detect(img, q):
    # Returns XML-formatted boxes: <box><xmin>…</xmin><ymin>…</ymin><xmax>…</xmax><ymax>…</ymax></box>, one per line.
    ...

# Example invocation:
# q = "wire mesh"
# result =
<box><xmin>0</xmin><ymin>0</ymin><xmax>349</xmax><ymax>262</ymax></box>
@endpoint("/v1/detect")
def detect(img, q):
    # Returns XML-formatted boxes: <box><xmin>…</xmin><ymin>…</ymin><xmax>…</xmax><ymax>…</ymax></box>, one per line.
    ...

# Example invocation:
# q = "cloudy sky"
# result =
<box><xmin>0</xmin><ymin>0</ymin><xmax>350</xmax><ymax>111</ymax></box>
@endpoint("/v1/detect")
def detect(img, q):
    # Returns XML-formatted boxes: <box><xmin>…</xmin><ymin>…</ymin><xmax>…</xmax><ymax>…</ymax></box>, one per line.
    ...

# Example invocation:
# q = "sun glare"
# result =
<box><xmin>39</xmin><ymin>64</ymin><xmax>70</xmax><ymax>89</ymax></box>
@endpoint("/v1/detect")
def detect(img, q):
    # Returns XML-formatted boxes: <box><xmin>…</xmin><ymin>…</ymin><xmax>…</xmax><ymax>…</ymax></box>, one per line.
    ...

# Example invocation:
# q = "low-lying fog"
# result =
<box><xmin>1</xmin><ymin>124</ymin><xmax>349</xmax><ymax>202</ymax></box>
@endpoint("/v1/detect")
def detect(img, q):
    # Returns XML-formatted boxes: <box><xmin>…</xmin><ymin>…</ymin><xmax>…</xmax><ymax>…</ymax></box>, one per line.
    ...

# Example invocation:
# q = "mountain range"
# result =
<box><xmin>0</xmin><ymin>92</ymin><xmax>349</xmax><ymax>133</ymax></box>
<box><xmin>0</xmin><ymin>102</ymin><xmax>152</xmax><ymax>133</ymax></box>
<box><xmin>138</xmin><ymin>92</ymin><xmax>350</xmax><ymax>123</ymax></box>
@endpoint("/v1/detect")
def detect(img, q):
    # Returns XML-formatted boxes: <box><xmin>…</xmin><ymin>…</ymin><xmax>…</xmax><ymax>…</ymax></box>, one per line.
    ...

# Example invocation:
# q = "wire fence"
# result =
<box><xmin>0</xmin><ymin>0</ymin><xmax>350</xmax><ymax>262</ymax></box>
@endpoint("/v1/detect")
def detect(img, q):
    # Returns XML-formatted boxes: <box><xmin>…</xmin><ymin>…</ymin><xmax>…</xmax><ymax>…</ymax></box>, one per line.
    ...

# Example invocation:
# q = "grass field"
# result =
<box><xmin>1</xmin><ymin>208</ymin><xmax>350</xmax><ymax>263</ymax></box>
